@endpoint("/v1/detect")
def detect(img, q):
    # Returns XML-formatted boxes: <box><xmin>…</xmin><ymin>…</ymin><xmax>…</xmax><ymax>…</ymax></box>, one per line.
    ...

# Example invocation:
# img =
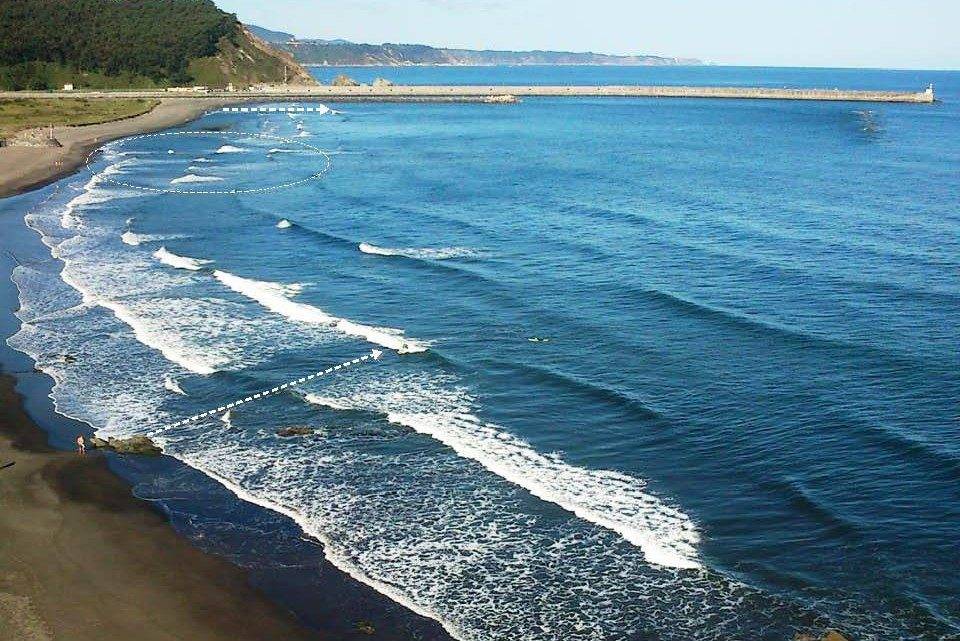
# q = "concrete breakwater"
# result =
<box><xmin>1</xmin><ymin>85</ymin><xmax>935</xmax><ymax>103</ymax></box>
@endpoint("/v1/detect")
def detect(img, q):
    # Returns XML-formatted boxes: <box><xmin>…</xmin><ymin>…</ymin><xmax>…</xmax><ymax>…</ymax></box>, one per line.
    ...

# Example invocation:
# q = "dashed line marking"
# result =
<box><xmin>163</xmin><ymin>350</ymin><xmax>383</xmax><ymax>430</ymax></box>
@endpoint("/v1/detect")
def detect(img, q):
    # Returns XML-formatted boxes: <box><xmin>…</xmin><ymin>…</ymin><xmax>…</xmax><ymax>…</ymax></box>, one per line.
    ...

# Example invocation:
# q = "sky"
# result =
<box><xmin>216</xmin><ymin>1</ymin><xmax>959</xmax><ymax>70</ymax></box>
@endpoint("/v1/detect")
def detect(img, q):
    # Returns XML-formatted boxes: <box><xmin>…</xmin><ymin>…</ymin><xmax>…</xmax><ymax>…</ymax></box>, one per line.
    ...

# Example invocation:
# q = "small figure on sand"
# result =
<box><xmin>76</xmin><ymin>434</ymin><xmax>85</xmax><ymax>454</ymax></box>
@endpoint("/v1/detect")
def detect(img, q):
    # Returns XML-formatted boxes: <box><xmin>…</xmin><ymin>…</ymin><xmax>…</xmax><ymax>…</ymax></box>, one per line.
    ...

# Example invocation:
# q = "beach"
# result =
<box><xmin>0</xmin><ymin>375</ymin><xmax>329</xmax><ymax>641</ymax></box>
<box><xmin>0</xmin><ymin>109</ymin><xmax>454</xmax><ymax>641</ymax></box>
<box><xmin>0</xmin><ymin>98</ymin><xmax>230</xmax><ymax>199</ymax></box>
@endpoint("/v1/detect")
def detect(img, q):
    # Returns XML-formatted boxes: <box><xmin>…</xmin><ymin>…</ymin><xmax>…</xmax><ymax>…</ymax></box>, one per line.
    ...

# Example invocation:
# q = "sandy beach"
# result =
<box><xmin>0</xmin><ymin>374</ymin><xmax>330</xmax><ymax>641</ymax></box>
<box><xmin>0</xmin><ymin>98</ymin><xmax>233</xmax><ymax>199</ymax></box>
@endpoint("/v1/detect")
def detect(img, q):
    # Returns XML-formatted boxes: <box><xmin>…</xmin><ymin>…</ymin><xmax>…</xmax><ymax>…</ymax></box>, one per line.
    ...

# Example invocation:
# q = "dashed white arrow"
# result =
<box><xmin>163</xmin><ymin>350</ymin><xmax>382</xmax><ymax>430</ymax></box>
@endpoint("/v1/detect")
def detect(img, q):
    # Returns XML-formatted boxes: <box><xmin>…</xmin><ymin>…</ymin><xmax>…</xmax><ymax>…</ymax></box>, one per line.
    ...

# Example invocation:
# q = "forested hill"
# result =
<box><xmin>0</xmin><ymin>0</ymin><xmax>315</xmax><ymax>90</ymax></box>
<box><xmin>248</xmin><ymin>26</ymin><xmax>700</xmax><ymax>67</ymax></box>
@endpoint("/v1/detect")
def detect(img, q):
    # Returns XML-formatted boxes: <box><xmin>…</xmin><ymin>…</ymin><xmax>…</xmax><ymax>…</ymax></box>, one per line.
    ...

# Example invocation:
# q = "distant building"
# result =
<box><xmin>62</xmin><ymin>83</ymin><xmax>74</xmax><ymax>91</ymax></box>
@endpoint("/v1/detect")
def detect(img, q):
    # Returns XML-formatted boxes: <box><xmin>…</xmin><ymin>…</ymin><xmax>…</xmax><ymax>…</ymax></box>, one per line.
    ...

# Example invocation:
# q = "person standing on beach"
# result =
<box><xmin>76</xmin><ymin>435</ymin><xmax>85</xmax><ymax>454</ymax></box>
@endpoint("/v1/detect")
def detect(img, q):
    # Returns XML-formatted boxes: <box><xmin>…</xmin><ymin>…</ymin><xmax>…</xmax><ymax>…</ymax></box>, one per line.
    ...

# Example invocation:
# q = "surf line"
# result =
<box><xmin>165</xmin><ymin>349</ymin><xmax>383</xmax><ymax>429</ymax></box>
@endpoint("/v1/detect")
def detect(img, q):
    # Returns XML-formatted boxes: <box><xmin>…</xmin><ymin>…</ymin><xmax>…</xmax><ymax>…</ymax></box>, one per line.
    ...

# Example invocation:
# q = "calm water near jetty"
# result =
<box><xmin>3</xmin><ymin>66</ymin><xmax>959</xmax><ymax>640</ymax></box>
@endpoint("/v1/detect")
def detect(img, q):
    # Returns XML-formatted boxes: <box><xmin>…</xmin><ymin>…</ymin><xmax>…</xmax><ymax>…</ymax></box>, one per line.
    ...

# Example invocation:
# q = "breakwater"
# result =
<box><xmin>1</xmin><ymin>84</ymin><xmax>936</xmax><ymax>103</ymax></box>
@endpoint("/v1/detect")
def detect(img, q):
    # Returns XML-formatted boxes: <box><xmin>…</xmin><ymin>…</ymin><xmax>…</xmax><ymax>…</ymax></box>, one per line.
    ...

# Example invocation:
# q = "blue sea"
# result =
<box><xmin>3</xmin><ymin>66</ymin><xmax>959</xmax><ymax>640</ymax></box>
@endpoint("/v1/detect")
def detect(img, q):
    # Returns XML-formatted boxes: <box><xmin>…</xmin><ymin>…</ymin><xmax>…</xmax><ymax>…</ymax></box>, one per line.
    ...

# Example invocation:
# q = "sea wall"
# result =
<box><xmin>0</xmin><ymin>85</ymin><xmax>935</xmax><ymax>103</ymax></box>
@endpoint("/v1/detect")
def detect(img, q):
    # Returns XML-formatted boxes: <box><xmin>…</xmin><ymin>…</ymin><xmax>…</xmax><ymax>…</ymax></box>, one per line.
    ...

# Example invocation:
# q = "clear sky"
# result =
<box><xmin>216</xmin><ymin>0</ymin><xmax>959</xmax><ymax>70</ymax></box>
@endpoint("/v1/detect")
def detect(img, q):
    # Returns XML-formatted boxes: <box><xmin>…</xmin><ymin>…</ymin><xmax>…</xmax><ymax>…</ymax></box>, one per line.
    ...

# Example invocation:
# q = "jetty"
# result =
<box><xmin>0</xmin><ymin>84</ymin><xmax>935</xmax><ymax>104</ymax></box>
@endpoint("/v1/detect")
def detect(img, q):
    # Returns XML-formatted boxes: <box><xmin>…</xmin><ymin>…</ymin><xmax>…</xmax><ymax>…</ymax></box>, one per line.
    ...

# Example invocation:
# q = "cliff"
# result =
<box><xmin>249</xmin><ymin>27</ymin><xmax>700</xmax><ymax>67</ymax></box>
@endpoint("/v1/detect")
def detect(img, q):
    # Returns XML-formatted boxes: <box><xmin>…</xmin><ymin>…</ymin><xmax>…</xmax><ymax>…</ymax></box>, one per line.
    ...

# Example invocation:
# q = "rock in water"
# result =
<box><xmin>331</xmin><ymin>74</ymin><xmax>360</xmax><ymax>87</ymax></box>
<box><xmin>277</xmin><ymin>427</ymin><xmax>314</xmax><ymax>438</ymax></box>
<box><xmin>90</xmin><ymin>435</ymin><xmax>162</xmax><ymax>456</ymax></box>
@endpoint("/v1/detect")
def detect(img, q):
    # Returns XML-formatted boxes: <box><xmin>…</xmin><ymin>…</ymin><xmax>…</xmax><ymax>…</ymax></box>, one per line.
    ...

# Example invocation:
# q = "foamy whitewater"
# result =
<box><xmin>154</xmin><ymin>247</ymin><xmax>212</xmax><ymax>271</ymax></box>
<box><xmin>171</xmin><ymin>173</ymin><xmax>224</xmax><ymax>184</ymax></box>
<box><xmin>7</xmin><ymin>80</ymin><xmax>958</xmax><ymax>641</ymax></box>
<box><xmin>358</xmin><ymin>242</ymin><xmax>479</xmax><ymax>260</ymax></box>
<box><xmin>213</xmin><ymin>270</ymin><xmax>430</xmax><ymax>354</ymax></box>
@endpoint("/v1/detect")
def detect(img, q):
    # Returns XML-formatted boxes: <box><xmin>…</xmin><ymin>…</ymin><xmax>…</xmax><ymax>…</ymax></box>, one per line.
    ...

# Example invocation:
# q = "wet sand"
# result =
<box><xmin>0</xmin><ymin>374</ymin><xmax>330</xmax><ymax>641</ymax></box>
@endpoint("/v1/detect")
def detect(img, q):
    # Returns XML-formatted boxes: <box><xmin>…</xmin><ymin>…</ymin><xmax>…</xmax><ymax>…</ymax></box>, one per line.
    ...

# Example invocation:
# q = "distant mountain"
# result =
<box><xmin>0</xmin><ymin>1</ymin><xmax>315</xmax><ymax>90</ymax></box>
<box><xmin>250</xmin><ymin>26</ymin><xmax>700</xmax><ymax>67</ymax></box>
<box><xmin>247</xmin><ymin>25</ymin><xmax>297</xmax><ymax>44</ymax></box>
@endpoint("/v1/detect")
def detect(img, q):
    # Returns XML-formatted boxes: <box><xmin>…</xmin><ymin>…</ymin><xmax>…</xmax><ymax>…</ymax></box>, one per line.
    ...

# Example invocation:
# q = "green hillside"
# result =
<box><xmin>0</xmin><ymin>0</ymin><xmax>314</xmax><ymax>90</ymax></box>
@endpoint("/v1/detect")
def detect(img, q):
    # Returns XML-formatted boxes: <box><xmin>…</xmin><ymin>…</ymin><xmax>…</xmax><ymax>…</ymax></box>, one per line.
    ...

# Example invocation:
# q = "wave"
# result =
<box><xmin>59</xmin><ymin>167</ymin><xmax>122</xmax><ymax>229</ymax></box>
<box><xmin>153</xmin><ymin>247</ymin><xmax>212</xmax><ymax>271</ymax></box>
<box><xmin>358</xmin><ymin>242</ymin><xmax>479</xmax><ymax>261</ymax></box>
<box><xmin>192</xmin><ymin>157</ymin><xmax>213</xmax><ymax>163</ymax></box>
<box><xmin>276</xmin><ymin>219</ymin><xmax>292</xmax><ymax>229</ymax></box>
<box><xmin>56</xmin><ymin>269</ymin><xmax>217</xmax><ymax>376</ymax></box>
<box><xmin>122</xmin><ymin>232</ymin><xmax>186</xmax><ymax>246</ymax></box>
<box><xmin>170</xmin><ymin>174</ymin><xmax>224</xmax><ymax>185</ymax></box>
<box><xmin>503</xmin><ymin>361</ymin><xmax>664</xmax><ymax>421</ymax></box>
<box><xmin>303</xmin><ymin>378</ymin><xmax>701</xmax><ymax>570</ymax></box>
<box><xmin>163</xmin><ymin>374</ymin><xmax>187</xmax><ymax>395</ymax></box>
<box><xmin>215</xmin><ymin>145</ymin><xmax>245</xmax><ymax>154</ymax></box>
<box><xmin>267</xmin><ymin>148</ymin><xmax>299</xmax><ymax>154</ymax></box>
<box><xmin>213</xmin><ymin>270</ymin><xmax>429</xmax><ymax>353</ymax></box>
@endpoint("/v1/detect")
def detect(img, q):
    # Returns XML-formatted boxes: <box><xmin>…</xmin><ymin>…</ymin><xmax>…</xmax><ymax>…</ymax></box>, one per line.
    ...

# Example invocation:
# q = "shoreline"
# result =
<box><xmin>0</xmin><ymin>374</ymin><xmax>330</xmax><ymax>641</ymax></box>
<box><xmin>0</xmin><ymin>124</ymin><xmax>455</xmax><ymax>639</ymax></box>
<box><xmin>0</xmin><ymin>98</ymin><xmax>235</xmax><ymax>199</ymax></box>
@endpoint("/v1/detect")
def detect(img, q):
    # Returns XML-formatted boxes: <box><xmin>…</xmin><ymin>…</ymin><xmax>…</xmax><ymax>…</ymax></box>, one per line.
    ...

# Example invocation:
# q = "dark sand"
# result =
<box><xmin>0</xmin><ymin>374</ymin><xmax>333</xmax><ymax>641</ymax></box>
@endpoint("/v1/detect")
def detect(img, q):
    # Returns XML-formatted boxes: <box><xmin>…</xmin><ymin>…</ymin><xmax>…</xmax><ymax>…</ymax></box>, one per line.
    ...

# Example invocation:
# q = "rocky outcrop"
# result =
<box><xmin>372</xmin><ymin>77</ymin><xmax>394</xmax><ymax>87</ymax></box>
<box><xmin>276</xmin><ymin>427</ymin><xmax>314</xmax><ymax>438</ymax></box>
<box><xmin>331</xmin><ymin>74</ymin><xmax>361</xmax><ymax>87</ymax></box>
<box><xmin>90</xmin><ymin>435</ymin><xmax>162</xmax><ymax>456</ymax></box>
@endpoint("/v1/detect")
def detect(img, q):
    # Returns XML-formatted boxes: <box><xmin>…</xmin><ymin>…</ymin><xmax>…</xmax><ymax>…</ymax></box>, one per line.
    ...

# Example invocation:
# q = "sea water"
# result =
<box><xmin>4</xmin><ymin>66</ymin><xmax>959</xmax><ymax>640</ymax></box>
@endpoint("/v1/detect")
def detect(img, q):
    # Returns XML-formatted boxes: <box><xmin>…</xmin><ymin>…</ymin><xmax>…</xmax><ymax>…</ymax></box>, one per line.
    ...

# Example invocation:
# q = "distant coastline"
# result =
<box><xmin>247</xmin><ymin>25</ymin><xmax>701</xmax><ymax>68</ymax></box>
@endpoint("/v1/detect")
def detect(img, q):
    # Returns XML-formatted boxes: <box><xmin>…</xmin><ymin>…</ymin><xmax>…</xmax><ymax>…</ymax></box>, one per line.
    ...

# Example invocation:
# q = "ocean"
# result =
<box><xmin>3</xmin><ymin>65</ymin><xmax>959</xmax><ymax>640</ymax></box>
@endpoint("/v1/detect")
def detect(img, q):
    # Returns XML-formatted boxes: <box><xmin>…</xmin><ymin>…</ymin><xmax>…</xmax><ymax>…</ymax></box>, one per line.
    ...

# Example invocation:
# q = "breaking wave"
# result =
<box><xmin>358</xmin><ymin>242</ymin><xmax>479</xmax><ymax>260</ymax></box>
<box><xmin>153</xmin><ymin>247</ymin><xmax>212</xmax><ymax>271</ymax></box>
<box><xmin>215</xmin><ymin>145</ymin><xmax>245</xmax><ymax>154</ymax></box>
<box><xmin>170</xmin><ymin>173</ymin><xmax>224</xmax><ymax>185</ymax></box>
<box><xmin>276</xmin><ymin>219</ymin><xmax>293</xmax><ymax>229</ymax></box>
<box><xmin>122</xmin><ymin>232</ymin><xmax>186</xmax><ymax>246</ymax></box>
<box><xmin>213</xmin><ymin>270</ymin><xmax>429</xmax><ymax>353</ymax></box>
<box><xmin>303</xmin><ymin>379</ymin><xmax>701</xmax><ymax>570</ymax></box>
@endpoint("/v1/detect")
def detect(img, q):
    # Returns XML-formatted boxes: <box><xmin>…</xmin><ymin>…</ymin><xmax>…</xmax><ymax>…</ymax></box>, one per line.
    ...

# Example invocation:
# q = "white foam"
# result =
<box><xmin>359</xmin><ymin>242</ymin><xmax>479</xmax><ymax>261</ymax></box>
<box><xmin>220</xmin><ymin>410</ymin><xmax>233</xmax><ymax>428</ymax></box>
<box><xmin>170</xmin><ymin>173</ymin><xmax>224</xmax><ymax>184</ymax></box>
<box><xmin>163</xmin><ymin>374</ymin><xmax>187</xmax><ymax>395</ymax></box>
<box><xmin>213</xmin><ymin>270</ymin><xmax>429</xmax><ymax>353</ymax></box>
<box><xmin>267</xmin><ymin>148</ymin><xmax>299</xmax><ymax>154</ymax></box>
<box><xmin>304</xmin><ymin>377</ymin><xmax>701</xmax><ymax>570</ymax></box>
<box><xmin>215</xmin><ymin>145</ymin><xmax>245</xmax><ymax>154</ymax></box>
<box><xmin>122</xmin><ymin>232</ymin><xmax>186</xmax><ymax>246</ymax></box>
<box><xmin>276</xmin><ymin>219</ymin><xmax>293</xmax><ymax>229</ymax></box>
<box><xmin>56</xmin><ymin>266</ymin><xmax>218</xmax><ymax>375</ymax></box>
<box><xmin>192</xmin><ymin>157</ymin><xmax>213</xmax><ymax>163</ymax></box>
<box><xmin>153</xmin><ymin>247</ymin><xmax>212</xmax><ymax>271</ymax></box>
